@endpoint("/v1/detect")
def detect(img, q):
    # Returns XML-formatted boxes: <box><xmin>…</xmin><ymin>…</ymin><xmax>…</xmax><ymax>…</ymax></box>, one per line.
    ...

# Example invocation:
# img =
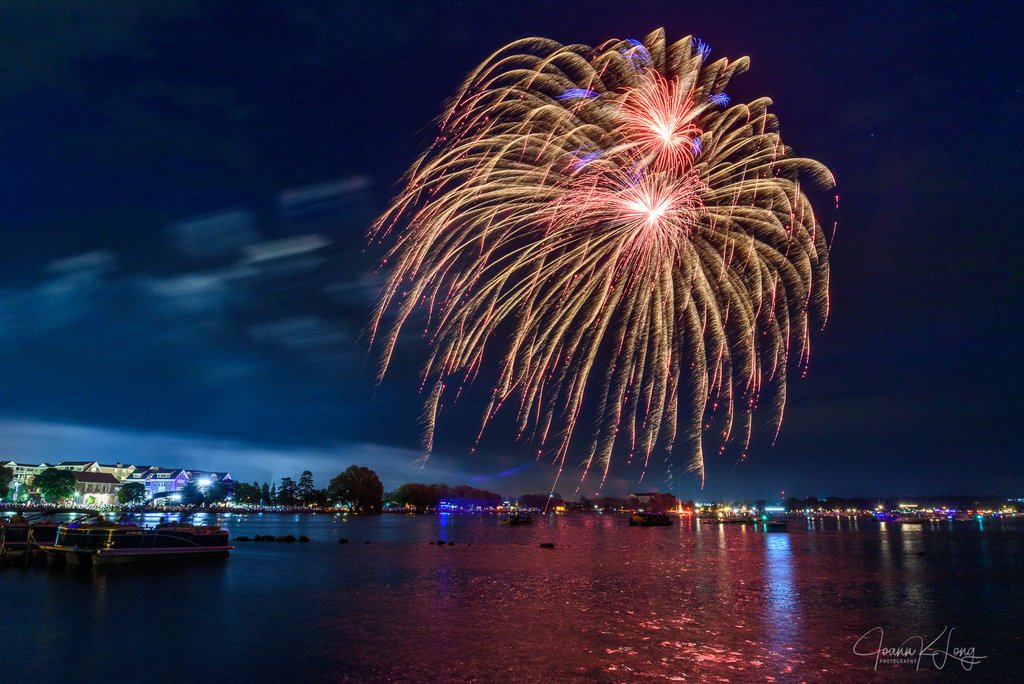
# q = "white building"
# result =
<box><xmin>73</xmin><ymin>472</ymin><xmax>121</xmax><ymax>506</ymax></box>
<box><xmin>1</xmin><ymin>461</ymin><xmax>50</xmax><ymax>486</ymax></box>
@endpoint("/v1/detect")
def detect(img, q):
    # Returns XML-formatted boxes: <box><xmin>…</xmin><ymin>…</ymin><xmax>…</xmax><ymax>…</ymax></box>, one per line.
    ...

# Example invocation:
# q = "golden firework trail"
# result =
<box><xmin>370</xmin><ymin>29</ymin><xmax>834</xmax><ymax>489</ymax></box>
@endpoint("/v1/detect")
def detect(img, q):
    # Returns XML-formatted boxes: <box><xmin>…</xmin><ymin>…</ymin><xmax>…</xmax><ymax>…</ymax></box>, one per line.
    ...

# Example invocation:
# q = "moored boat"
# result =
<box><xmin>701</xmin><ymin>517</ymin><xmax>757</xmax><ymax>525</ymax></box>
<box><xmin>890</xmin><ymin>517</ymin><xmax>926</xmax><ymax>525</ymax></box>
<box><xmin>0</xmin><ymin>515</ymin><xmax>31</xmax><ymax>561</ymax></box>
<box><xmin>28</xmin><ymin>520</ymin><xmax>60</xmax><ymax>546</ymax></box>
<box><xmin>2</xmin><ymin>513</ymin><xmax>81</xmax><ymax>563</ymax></box>
<box><xmin>41</xmin><ymin>520</ymin><xmax>232</xmax><ymax>566</ymax></box>
<box><xmin>629</xmin><ymin>512</ymin><xmax>672</xmax><ymax>527</ymax></box>
<box><xmin>501</xmin><ymin>512</ymin><xmax>533</xmax><ymax>525</ymax></box>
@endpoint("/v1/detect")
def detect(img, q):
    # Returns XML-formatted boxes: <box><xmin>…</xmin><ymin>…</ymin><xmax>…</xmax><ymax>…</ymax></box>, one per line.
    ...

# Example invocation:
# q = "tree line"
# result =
<box><xmin>387</xmin><ymin>483</ymin><xmax>503</xmax><ymax>512</ymax></box>
<box><xmin>228</xmin><ymin>466</ymin><xmax>384</xmax><ymax>513</ymax></box>
<box><xmin>385</xmin><ymin>487</ymin><xmax>686</xmax><ymax>513</ymax></box>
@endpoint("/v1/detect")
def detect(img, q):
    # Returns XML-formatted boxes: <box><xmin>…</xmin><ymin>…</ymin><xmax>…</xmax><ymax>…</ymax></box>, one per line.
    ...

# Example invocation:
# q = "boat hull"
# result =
<box><xmin>630</xmin><ymin>514</ymin><xmax>672</xmax><ymax>527</ymax></box>
<box><xmin>94</xmin><ymin>546</ymin><xmax>232</xmax><ymax>565</ymax></box>
<box><xmin>0</xmin><ymin>522</ymin><xmax>33</xmax><ymax>561</ymax></box>
<box><xmin>700</xmin><ymin>518</ymin><xmax>757</xmax><ymax>525</ymax></box>
<box><xmin>42</xmin><ymin>523</ymin><xmax>232</xmax><ymax>566</ymax></box>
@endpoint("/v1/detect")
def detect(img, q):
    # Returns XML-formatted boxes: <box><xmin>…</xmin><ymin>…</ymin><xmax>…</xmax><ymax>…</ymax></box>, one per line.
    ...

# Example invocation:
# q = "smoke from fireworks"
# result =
<box><xmin>371</xmin><ymin>29</ymin><xmax>834</xmax><ymax>489</ymax></box>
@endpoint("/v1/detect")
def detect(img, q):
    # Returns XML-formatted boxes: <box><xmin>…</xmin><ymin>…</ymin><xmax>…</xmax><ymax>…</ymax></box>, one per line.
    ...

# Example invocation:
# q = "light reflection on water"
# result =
<box><xmin>2</xmin><ymin>513</ymin><xmax>1021</xmax><ymax>682</ymax></box>
<box><xmin>764</xmin><ymin>534</ymin><xmax>797</xmax><ymax>654</ymax></box>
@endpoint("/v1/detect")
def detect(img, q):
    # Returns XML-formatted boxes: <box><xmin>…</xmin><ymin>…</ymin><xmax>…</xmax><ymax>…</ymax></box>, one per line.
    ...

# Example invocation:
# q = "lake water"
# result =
<box><xmin>2</xmin><ymin>512</ymin><xmax>1021</xmax><ymax>682</ymax></box>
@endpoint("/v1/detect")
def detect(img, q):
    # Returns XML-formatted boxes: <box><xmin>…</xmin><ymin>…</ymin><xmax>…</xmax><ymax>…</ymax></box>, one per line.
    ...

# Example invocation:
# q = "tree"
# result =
<box><xmin>278</xmin><ymin>477</ymin><xmax>298</xmax><ymax>506</ymax></box>
<box><xmin>647</xmin><ymin>493</ymin><xmax>678</xmax><ymax>512</ymax></box>
<box><xmin>233</xmin><ymin>482</ymin><xmax>261</xmax><ymax>505</ymax></box>
<box><xmin>180</xmin><ymin>481</ymin><xmax>204</xmax><ymax>506</ymax></box>
<box><xmin>0</xmin><ymin>465</ymin><xmax>12</xmax><ymax>500</ymax></box>
<box><xmin>118</xmin><ymin>482</ymin><xmax>147</xmax><ymax>505</ymax></box>
<box><xmin>327</xmin><ymin>466</ymin><xmax>383</xmax><ymax>514</ymax></box>
<box><xmin>824</xmin><ymin>496</ymin><xmax>846</xmax><ymax>511</ymax></box>
<box><xmin>389</xmin><ymin>482</ymin><xmax>503</xmax><ymax>512</ymax></box>
<box><xmin>307</xmin><ymin>488</ymin><xmax>328</xmax><ymax>507</ymax></box>
<box><xmin>597</xmin><ymin>496</ymin><xmax>625</xmax><ymax>511</ymax></box>
<box><xmin>391</xmin><ymin>483</ymin><xmax>441</xmax><ymax>512</ymax></box>
<box><xmin>269</xmin><ymin>483</ymin><xmax>278</xmax><ymax>505</ymax></box>
<box><xmin>439</xmin><ymin>484</ymin><xmax>502</xmax><ymax>508</ymax></box>
<box><xmin>34</xmin><ymin>468</ymin><xmax>77</xmax><ymax>503</ymax></box>
<box><xmin>517</xmin><ymin>493</ymin><xmax>553</xmax><ymax>510</ymax></box>
<box><xmin>296</xmin><ymin>471</ymin><xmax>316</xmax><ymax>505</ymax></box>
<box><xmin>180</xmin><ymin>480</ymin><xmax>230</xmax><ymax>507</ymax></box>
<box><xmin>260</xmin><ymin>482</ymin><xmax>271</xmax><ymax>506</ymax></box>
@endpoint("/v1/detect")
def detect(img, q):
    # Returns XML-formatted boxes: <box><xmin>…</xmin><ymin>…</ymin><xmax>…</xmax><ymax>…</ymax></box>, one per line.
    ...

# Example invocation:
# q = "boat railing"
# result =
<box><xmin>52</xmin><ymin>525</ymin><xmax>213</xmax><ymax>550</ymax></box>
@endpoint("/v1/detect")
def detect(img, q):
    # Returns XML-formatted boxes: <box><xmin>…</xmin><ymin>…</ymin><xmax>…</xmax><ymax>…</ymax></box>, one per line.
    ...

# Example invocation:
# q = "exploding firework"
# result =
<box><xmin>370</xmin><ymin>28</ymin><xmax>834</xmax><ymax>489</ymax></box>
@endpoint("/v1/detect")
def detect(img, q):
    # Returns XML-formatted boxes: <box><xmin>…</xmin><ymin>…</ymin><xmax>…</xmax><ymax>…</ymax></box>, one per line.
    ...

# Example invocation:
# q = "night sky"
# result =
<box><xmin>1</xmin><ymin>2</ymin><xmax>1021</xmax><ymax>500</ymax></box>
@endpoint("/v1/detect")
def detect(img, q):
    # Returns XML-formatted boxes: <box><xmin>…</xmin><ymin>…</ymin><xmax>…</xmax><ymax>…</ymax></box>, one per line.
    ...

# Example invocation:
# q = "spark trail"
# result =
<box><xmin>371</xmin><ymin>29</ymin><xmax>834</xmax><ymax>489</ymax></box>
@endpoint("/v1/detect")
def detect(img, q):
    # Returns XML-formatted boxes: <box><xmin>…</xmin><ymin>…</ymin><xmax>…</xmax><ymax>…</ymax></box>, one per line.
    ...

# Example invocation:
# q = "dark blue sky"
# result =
<box><xmin>0</xmin><ymin>2</ymin><xmax>1020</xmax><ymax>499</ymax></box>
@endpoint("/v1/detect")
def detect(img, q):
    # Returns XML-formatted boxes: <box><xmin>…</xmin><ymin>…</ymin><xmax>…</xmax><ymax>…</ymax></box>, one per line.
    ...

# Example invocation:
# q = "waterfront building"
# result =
<box><xmin>95</xmin><ymin>462</ymin><xmax>136</xmax><ymax>482</ymax></box>
<box><xmin>627</xmin><ymin>492</ymin><xmax>661</xmax><ymax>508</ymax></box>
<box><xmin>54</xmin><ymin>461</ymin><xmax>102</xmax><ymax>473</ymax></box>
<box><xmin>73</xmin><ymin>471</ymin><xmax>121</xmax><ymax>506</ymax></box>
<box><xmin>1</xmin><ymin>461</ymin><xmax>50</xmax><ymax>486</ymax></box>
<box><xmin>127</xmin><ymin>467</ymin><xmax>191</xmax><ymax>498</ymax></box>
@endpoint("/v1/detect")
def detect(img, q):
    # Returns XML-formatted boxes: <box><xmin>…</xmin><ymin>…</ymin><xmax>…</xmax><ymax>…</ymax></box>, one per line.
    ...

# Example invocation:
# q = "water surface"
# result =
<box><xmin>2</xmin><ymin>513</ymin><xmax>1021</xmax><ymax>682</ymax></box>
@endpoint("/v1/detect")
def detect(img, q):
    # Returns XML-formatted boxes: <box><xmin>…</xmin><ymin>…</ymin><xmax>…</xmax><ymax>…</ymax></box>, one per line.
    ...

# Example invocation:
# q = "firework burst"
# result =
<box><xmin>371</xmin><ymin>28</ymin><xmax>834</xmax><ymax>489</ymax></box>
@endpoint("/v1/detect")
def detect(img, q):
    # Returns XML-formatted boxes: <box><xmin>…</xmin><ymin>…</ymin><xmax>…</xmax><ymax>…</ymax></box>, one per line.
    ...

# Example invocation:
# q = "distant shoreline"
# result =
<box><xmin>3</xmin><ymin>503</ymin><xmax>1021</xmax><ymax>520</ymax></box>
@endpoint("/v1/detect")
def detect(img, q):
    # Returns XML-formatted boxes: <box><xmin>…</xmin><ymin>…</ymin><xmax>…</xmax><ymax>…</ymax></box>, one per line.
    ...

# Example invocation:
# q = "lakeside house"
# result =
<box><xmin>2</xmin><ymin>460</ymin><xmax>233</xmax><ymax>505</ymax></box>
<box><xmin>52</xmin><ymin>461</ymin><xmax>136</xmax><ymax>480</ymax></box>
<box><xmin>627</xmin><ymin>492</ymin><xmax>661</xmax><ymax>508</ymax></box>
<box><xmin>73</xmin><ymin>472</ymin><xmax>121</xmax><ymax>506</ymax></box>
<box><xmin>96</xmin><ymin>463</ymin><xmax>137</xmax><ymax>481</ymax></box>
<box><xmin>1</xmin><ymin>462</ymin><xmax>51</xmax><ymax>502</ymax></box>
<box><xmin>53</xmin><ymin>460</ymin><xmax>102</xmax><ymax>473</ymax></box>
<box><xmin>126</xmin><ymin>467</ymin><xmax>191</xmax><ymax>498</ymax></box>
<box><xmin>1</xmin><ymin>461</ymin><xmax>51</xmax><ymax>487</ymax></box>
